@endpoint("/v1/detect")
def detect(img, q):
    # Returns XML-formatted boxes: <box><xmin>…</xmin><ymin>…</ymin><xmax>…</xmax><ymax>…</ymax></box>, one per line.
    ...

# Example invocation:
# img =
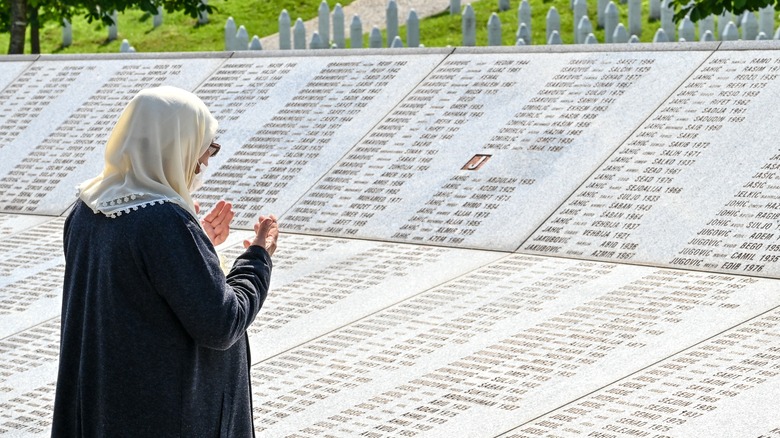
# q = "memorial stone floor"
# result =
<box><xmin>1</xmin><ymin>42</ymin><xmax>780</xmax><ymax>437</ymax></box>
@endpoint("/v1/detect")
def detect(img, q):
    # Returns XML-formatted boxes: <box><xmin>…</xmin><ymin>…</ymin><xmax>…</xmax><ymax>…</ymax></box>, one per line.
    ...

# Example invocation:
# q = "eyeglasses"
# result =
<box><xmin>207</xmin><ymin>141</ymin><xmax>221</xmax><ymax>157</ymax></box>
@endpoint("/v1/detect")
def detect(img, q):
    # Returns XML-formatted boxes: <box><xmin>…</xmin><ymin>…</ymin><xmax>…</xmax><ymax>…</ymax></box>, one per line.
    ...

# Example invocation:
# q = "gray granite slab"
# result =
<box><xmin>522</xmin><ymin>50</ymin><xmax>780</xmax><ymax>278</ymax></box>
<box><xmin>281</xmin><ymin>50</ymin><xmax>710</xmax><ymax>251</ymax></box>
<box><xmin>0</xmin><ymin>216</ymin><xmax>65</xmax><ymax>338</ymax></box>
<box><xmin>216</xmin><ymin>232</ymin><xmax>504</xmax><ymax>362</ymax></box>
<box><xmin>245</xmin><ymin>256</ymin><xmax>780</xmax><ymax>437</ymax></box>
<box><xmin>499</xmin><ymin>305</ymin><xmax>780</xmax><ymax>437</ymax></box>
<box><xmin>191</xmin><ymin>53</ymin><xmax>446</xmax><ymax>230</ymax></box>
<box><xmin>0</xmin><ymin>57</ymin><xmax>226</xmax><ymax>216</ymax></box>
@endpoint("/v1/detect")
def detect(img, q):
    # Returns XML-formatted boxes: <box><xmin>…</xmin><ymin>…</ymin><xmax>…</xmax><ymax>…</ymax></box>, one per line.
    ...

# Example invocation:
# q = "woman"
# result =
<box><xmin>52</xmin><ymin>86</ymin><xmax>278</xmax><ymax>437</ymax></box>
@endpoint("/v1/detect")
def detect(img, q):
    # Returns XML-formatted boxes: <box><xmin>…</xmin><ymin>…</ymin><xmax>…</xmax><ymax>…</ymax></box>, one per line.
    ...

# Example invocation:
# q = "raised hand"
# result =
<box><xmin>200</xmin><ymin>200</ymin><xmax>234</xmax><ymax>246</ymax></box>
<box><xmin>243</xmin><ymin>214</ymin><xmax>279</xmax><ymax>256</ymax></box>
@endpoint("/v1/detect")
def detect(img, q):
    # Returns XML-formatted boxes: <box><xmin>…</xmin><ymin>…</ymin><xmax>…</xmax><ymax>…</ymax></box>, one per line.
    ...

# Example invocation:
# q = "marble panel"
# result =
<box><xmin>499</xmin><ymin>305</ymin><xmax>780</xmax><ymax>437</ymax></box>
<box><xmin>0</xmin><ymin>61</ymin><xmax>31</xmax><ymax>92</ymax></box>
<box><xmin>245</xmin><ymin>255</ymin><xmax>780</xmax><ymax>436</ymax></box>
<box><xmin>0</xmin><ymin>57</ymin><xmax>225</xmax><ymax>216</ymax></box>
<box><xmin>523</xmin><ymin>49</ymin><xmax>780</xmax><ymax>278</ymax></box>
<box><xmin>192</xmin><ymin>53</ymin><xmax>447</xmax><ymax>230</ymax></box>
<box><xmin>282</xmin><ymin>49</ymin><xmax>710</xmax><ymax>251</ymax></box>
<box><xmin>217</xmin><ymin>232</ymin><xmax>505</xmax><ymax>361</ymax></box>
<box><xmin>0</xmin><ymin>217</ymin><xmax>65</xmax><ymax>338</ymax></box>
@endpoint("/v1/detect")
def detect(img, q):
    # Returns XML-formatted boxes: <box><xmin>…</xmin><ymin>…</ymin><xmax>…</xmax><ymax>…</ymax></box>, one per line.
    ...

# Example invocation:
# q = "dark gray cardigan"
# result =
<box><xmin>52</xmin><ymin>200</ymin><xmax>272</xmax><ymax>437</ymax></box>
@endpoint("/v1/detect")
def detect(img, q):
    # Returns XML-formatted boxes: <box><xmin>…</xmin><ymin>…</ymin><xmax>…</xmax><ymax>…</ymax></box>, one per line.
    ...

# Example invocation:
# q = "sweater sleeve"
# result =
<box><xmin>140</xmin><ymin>204</ymin><xmax>272</xmax><ymax>350</ymax></box>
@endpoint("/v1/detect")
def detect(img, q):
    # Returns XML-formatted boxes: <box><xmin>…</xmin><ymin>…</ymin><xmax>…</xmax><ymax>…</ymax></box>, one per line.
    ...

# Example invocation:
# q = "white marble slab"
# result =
<box><xmin>523</xmin><ymin>49</ymin><xmax>780</xmax><ymax>278</ymax></box>
<box><xmin>217</xmin><ymin>232</ymin><xmax>505</xmax><ymax>362</ymax></box>
<box><xmin>500</xmin><ymin>305</ymin><xmax>780</xmax><ymax>437</ymax></box>
<box><xmin>192</xmin><ymin>53</ymin><xmax>447</xmax><ymax>230</ymax></box>
<box><xmin>245</xmin><ymin>256</ymin><xmax>780</xmax><ymax>436</ymax></box>
<box><xmin>0</xmin><ymin>319</ymin><xmax>59</xmax><ymax>437</ymax></box>
<box><xmin>0</xmin><ymin>60</ymin><xmax>32</xmax><ymax>92</ymax></box>
<box><xmin>0</xmin><ymin>57</ymin><xmax>226</xmax><ymax>216</ymax></box>
<box><xmin>0</xmin><ymin>216</ymin><xmax>65</xmax><ymax>338</ymax></box>
<box><xmin>281</xmin><ymin>50</ymin><xmax>710</xmax><ymax>251</ymax></box>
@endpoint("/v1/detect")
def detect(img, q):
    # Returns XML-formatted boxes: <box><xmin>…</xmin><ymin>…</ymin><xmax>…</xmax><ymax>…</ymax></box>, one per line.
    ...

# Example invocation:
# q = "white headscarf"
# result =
<box><xmin>79</xmin><ymin>86</ymin><xmax>218</xmax><ymax>219</ymax></box>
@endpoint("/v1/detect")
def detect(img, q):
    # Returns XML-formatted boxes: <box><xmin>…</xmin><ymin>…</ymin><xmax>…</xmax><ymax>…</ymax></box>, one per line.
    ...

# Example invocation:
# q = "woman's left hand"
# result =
<box><xmin>198</xmin><ymin>200</ymin><xmax>234</xmax><ymax>246</ymax></box>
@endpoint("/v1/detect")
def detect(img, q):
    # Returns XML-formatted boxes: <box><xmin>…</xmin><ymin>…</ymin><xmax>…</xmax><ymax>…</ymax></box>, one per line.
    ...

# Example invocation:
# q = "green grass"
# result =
<box><xmin>1</xmin><ymin>0</ymin><xmax>777</xmax><ymax>53</ymax></box>
<box><xmin>0</xmin><ymin>0</ymin><xmax>354</xmax><ymax>54</ymax></box>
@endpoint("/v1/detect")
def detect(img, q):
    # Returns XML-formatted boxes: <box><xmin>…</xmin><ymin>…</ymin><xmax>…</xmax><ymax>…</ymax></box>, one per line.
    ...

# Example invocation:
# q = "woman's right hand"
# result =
<box><xmin>243</xmin><ymin>214</ymin><xmax>279</xmax><ymax>256</ymax></box>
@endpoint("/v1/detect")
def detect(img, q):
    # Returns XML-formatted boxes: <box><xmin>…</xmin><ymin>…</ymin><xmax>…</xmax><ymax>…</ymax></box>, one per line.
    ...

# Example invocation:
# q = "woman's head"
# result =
<box><xmin>79</xmin><ymin>86</ymin><xmax>218</xmax><ymax>218</ymax></box>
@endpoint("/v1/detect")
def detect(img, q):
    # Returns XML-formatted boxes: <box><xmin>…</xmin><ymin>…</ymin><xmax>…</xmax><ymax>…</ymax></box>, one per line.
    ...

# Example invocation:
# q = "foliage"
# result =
<box><xmin>670</xmin><ymin>0</ymin><xmax>779</xmax><ymax>22</ymax></box>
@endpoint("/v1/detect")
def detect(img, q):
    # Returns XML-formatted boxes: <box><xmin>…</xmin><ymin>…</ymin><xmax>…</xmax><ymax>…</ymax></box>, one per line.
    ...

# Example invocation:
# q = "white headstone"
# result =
<box><xmin>759</xmin><ymin>6</ymin><xmax>774</xmax><ymax>37</ymax></box>
<box><xmin>741</xmin><ymin>11</ymin><xmax>758</xmax><ymax>40</ymax></box>
<box><xmin>757</xmin><ymin>31</ymin><xmax>768</xmax><ymax>40</ymax></box>
<box><xmin>699</xmin><ymin>15</ymin><xmax>715</xmax><ymax>40</ymax></box>
<box><xmin>718</xmin><ymin>11</ymin><xmax>735</xmax><ymax>39</ymax></box>
<box><xmin>318</xmin><ymin>1</ymin><xmax>330</xmax><ymax>46</ymax></box>
<box><xmin>722</xmin><ymin>20</ymin><xmax>739</xmax><ymax>40</ymax></box>
<box><xmin>62</xmin><ymin>18</ymin><xmax>72</xmax><ymax>48</ymax></box>
<box><xmin>387</xmin><ymin>0</ymin><xmax>399</xmax><ymax>47</ymax></box>
<box><xmin>604</xmin><ymin>2</ymin><xmax>618</xmax><ymax>43</ymax></box>
<box><xmin>499</xmin><ymin>0</ymin><xmax>510</xmax><ymax>12</ymax></box>
<box><xmin>517</xmin><ymin>22</ymin><xmax>531</xmax><ymax>45</ymax></box>
<box><xmin>660</xmin><ymin>0</ymin><xmax>675</xmax><ymax>40</ymax></box>
<box><xmin>108</xmin><ymin>10</ymin><xmax>118</xmax><ymax>41</ymax></box>
<box><xmin>249</xmin><ymin>35</ymin><xmax>262</xmax><ymax>50</ymax></box>
<box><xmin>198</xmin><ymin>0</ymin><xmax>208</xmax><ymax>24</ymax></box>
<box><xmin>279</xmin><ymin>10</ymin><xmax>291</xmax><ymax>50</ymax></box>
<box><xmin>310</xmin><ymin>31</ymin><xmax>323</xmax><ymax>49</ymax></box>
<box><xmin>597</xmin><ymin>0</ymin><xmax>607</xmax><ymax>27</ymax></box>
<box><xmin>546</xmin><ymin>7</ymin><xmax>560</xmax><ymax>44</ymax></box>
<box><xmin>577</xmin><ymin>15</ymin><xmax>593</xmax><ymax>44</ymax></box>
<box><xmin>407</xmin><ymin>10</ymin><xmax>420</xmax><ymax>48</ymax></box>
<box><xmin>679</xmin><ymin>15</ymin><xmax>695</xmax><ymax>41</ymax></box>
<box><xmin>518</xmin><ymin>0</ymin><xmax>531</xmax><ymax>36</ymax></box>
<box><xmin>294</xmin><ymin>18</ymin><xmax>306</xmax><ymax>49</ymax></box>
<box><xmin>649</xmin><ymin>0</ymin><xmax>660</xmax><ymax>20</ymax></box>
<box><xmin>628</xmin><ymin>34</ymin><xmax>640</xmax><ymax>42</ymax></box>
<box><xmin>462</xmin><ymin>4</ymin><xmax>477</xmax><ymax>46</ymax></box>
<box><xmin>333</xmin><ymin>5</ymin><xmax>346</xmax><ymax>48</ymax></box>
<box><xmin>224</xmin><ymin>17</ymin><xmax>236</xmax><ymax>51</ymax></box>
<box><xmin>584</xmin><ymin>32</ymin><xmax>598</xmax><ymax>43</ymax></box>
<box><xmin>548</xmin><ymin>29</ymin><xmax>562</xmax><ymax>44</ymax></box>
<box><xmin>235</xmin><ymin>25</ymin><xmax>249</xmax><ymax>50</ymax></box>
<box><xmin>153</xmin><ymin>6</ymin><xmax>163</xmax><ymax>28</ymax></box>
<box><xmin>700</xmin><ymin>29</ymin><xmax>715</xmax><ymax>41</ymax></box>
<box><xmin>350</xmin><ymin>15</ymin><xmax>363</xmax><ymax>48</ymax></box>
<box><xmin>653</xmin><ymin>27</ymin><xmax>669</xmax><ymax>42</ymax></box>
<box><xmin>628</xmin><ymin>0</ymin><xmax>642</xmax><ymax>37</ymax></box>
<box><xmin>487</xmin><ymin>13</ymin><xmax>502</xmax><ymax>46</ymax></box>
<box><xmin>119</xmin><ymin>39</ymin><xmax>131</xmax><ymax>52</ymax></box>
<box><xmin>451</xmin><ymin>0</ymin><xmax>461</xmax><ymax>15</ymax></box>
<box><xmin>613</xmin><ymin>22</ymin><xmax>629</xmax><ymax>42</ymax></box>
<box><xmin>515</xmin><ymin>37</ymin><xmax>526</xmax><ymax>45</ymax></box>
<box><xmin>369</xmin><ymin>26</ymin><xmax>383</xmax><ymax>48</ymax></box>
<box><xmin>573</xmin><ymin>0</ymin><xmax>587</xmax><ymax>43</ymax></box>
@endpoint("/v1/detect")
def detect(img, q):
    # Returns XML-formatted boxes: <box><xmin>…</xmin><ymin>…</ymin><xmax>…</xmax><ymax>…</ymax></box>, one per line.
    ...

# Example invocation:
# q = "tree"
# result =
<box><xmin>3</xmin><ymin>0</ymin><xmax>214</xmax><ymax>54</ymax></box>
<box><xmin>670</xmin><ymin>0</ymin><xmax>780</xmax><ymax>22</ymax></box>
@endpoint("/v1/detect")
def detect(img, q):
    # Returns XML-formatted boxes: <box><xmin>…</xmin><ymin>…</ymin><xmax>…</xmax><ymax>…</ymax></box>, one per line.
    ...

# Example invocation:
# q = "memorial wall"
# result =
<box><xmin>1</xmin><ymin>42</ymin><xmax>779</xmax><ymax>437</ymax></box>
